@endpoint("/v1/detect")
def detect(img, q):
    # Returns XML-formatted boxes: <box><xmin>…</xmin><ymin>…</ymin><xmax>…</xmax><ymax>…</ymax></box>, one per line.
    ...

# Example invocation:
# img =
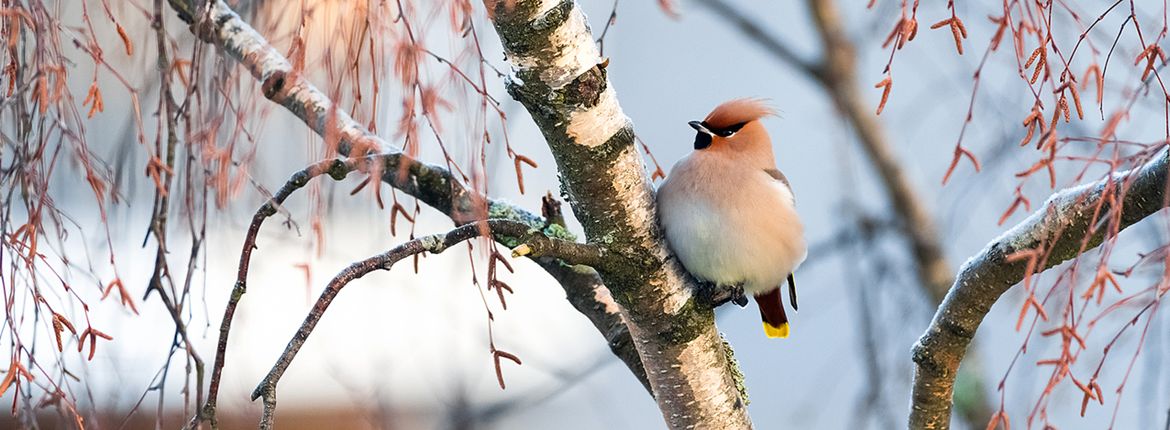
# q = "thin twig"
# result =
<box><xmin>192</xmin><ymin>157</ymin><xmax>354</xmax><ymax>430</ymax></box>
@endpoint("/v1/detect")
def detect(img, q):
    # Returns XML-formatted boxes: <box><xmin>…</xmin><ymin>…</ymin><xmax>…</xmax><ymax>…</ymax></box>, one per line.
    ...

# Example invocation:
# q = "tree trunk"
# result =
<box><xmin>485</xmin><ymin>1</ymin><xmax>752</xmax><ymax>428</ymax></box>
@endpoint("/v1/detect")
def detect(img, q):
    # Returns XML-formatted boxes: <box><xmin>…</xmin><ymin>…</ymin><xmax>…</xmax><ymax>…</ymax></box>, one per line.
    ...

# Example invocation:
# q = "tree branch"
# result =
<box><xmin>173</xmin><ymin>1</ymin><xmax>752</xmax><ymax>427</ymax></box>
<box><xmin>191</xmin><ymin>155</ymin><xmax>626</xmax><ymax>429</ymax></box>
<box><xmin>910</xmin><ymin>148</ymin><xmax>1170</xmax><ymax>429</ymax></box>
<box><xmin>250</xmin><ymin>219</ymin><xmax>601</xmax><ymax>429</ymax></box>
<box><xmin>692</xmin><ymin>0</ymin><xmax>820</xmax><ymax>78</ymax></box>
<box><xmin>162</xmin><ymin>0</ymin><xmax>648</xmax><ymax>424</ymax></box>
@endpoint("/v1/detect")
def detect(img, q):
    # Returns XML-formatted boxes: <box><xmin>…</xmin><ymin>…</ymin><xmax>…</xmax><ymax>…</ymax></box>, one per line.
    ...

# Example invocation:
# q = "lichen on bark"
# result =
<box><xmin>722</xmin><ymin>334</ymin><xmax>750</xmax><ymax>406</ymax></box>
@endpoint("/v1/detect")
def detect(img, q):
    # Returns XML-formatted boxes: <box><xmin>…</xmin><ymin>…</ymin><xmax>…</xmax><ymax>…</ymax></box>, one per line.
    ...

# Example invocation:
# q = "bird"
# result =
<box><xmin>656</xmin><ymin>98</ymin><xmax>807</xmax><ymax>338</ymax></box>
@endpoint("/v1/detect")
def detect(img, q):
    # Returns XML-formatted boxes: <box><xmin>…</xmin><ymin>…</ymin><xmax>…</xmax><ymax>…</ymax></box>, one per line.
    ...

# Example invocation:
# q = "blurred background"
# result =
<box><xmin>3</xmin><ymin>0</ymin><xmax>1170</xmax><ymax>429</ymax></box>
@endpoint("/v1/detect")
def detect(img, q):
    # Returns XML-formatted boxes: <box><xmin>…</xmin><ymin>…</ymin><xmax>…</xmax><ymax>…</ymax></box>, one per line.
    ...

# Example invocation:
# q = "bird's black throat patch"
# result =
<box><xmin>693</xmin><ymin>131</ymin><xmax>712</xmax><ymax>150</ymax></box>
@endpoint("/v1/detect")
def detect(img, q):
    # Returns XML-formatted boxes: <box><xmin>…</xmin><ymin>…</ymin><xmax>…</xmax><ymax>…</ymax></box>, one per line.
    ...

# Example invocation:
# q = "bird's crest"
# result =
<box><xmin>702</xmin><ymin>98</ymin><xmax>775</xmax><ymax>130</ymax></box>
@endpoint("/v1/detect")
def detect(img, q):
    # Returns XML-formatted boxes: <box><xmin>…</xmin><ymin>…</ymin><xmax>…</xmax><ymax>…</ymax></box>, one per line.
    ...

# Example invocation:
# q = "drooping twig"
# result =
<box><xmin>252</xmin><ymin>219</ymin><xmax>603</xmax><ymax>429</ymax></box>
<box><xmin>136</xmin><ymin>0</ymin><xmax>206</xmax><ymax>421</ymax></box>
<box><xmin>910</xmin><ymin>147</ymin><xmax>1170</xmax><ymax>429</ymax></box>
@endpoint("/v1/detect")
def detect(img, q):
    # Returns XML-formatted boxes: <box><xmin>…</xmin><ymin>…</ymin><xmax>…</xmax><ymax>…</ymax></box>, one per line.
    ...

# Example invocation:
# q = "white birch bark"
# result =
<box><xmin>487</xmin><ymin>1</ymin><xmax>752</xmax><ymax>428</ymax></box>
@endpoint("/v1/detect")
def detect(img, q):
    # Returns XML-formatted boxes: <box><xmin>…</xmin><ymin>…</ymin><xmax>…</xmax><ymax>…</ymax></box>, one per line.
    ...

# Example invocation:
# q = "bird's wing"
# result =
<box><xmin>769</xmin><ymin>169</ymin><xmax>800</xmax><ymax>311</ymax></box>
<box><xmin>787</xmin><ymin>273</ymin><xmax>798</xmax><ymax>312</ymax></box>
<box><xmin>764</xmin><ymin>168</ymin><xmax>790</xmax><ymax>189</ymax></box>
<box><xmin>764</xmin><ymin>168</ymin><xmax>794</xmax><ymax>204</ymax></box>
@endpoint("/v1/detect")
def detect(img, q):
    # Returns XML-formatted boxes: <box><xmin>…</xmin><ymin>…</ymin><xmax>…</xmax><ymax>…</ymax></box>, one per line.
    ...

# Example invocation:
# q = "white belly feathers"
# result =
<box><xmin>656</xmin><ymin>157</ymin><xmax>807</xmax><ymax>295</ymax></box>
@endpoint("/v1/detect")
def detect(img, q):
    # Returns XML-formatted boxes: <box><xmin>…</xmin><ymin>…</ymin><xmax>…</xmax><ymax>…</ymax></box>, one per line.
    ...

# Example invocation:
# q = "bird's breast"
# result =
<box><xmin>657</xmin><ymin>158</ymin><xmax>807</xmax><ymax>293</ymax></box>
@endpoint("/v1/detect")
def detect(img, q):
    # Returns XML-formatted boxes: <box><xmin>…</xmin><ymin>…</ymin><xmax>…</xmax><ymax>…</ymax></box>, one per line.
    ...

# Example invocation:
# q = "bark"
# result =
<box><xmin>910</xmin><ymin>148</ymin><xmax>1170</xmax><ymax>429</ymax></box>
<box><xmin>486</xmin><ymin>1</ymin><xmax>752</xmax><ymax>428</ymax></box>
<box><xmin>164</xmin><ymin>0</ymin><xmax>651</xmax><ymax>400</ymax></box>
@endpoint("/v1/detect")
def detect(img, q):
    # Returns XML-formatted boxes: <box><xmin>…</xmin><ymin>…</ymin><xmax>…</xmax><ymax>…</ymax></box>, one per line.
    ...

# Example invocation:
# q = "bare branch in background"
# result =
<box><xmin>695</xmin><ymin>0</ymin><xmax>991</xmax><ymax>426</ymax></box>
<box><xmin>695</xmin><ymin>0</ymin><xmax>952</xmax><ymax>299</ymax></box>
<box><xmin>806</xmin><ymin>0</ymin><xmax>954</xmax><ymax>302</ymax></box>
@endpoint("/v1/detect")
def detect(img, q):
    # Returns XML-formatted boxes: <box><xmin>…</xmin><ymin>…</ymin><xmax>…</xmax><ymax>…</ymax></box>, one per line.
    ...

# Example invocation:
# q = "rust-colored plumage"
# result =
<box><xmin>696</xmin><ymin>99</ymin><xmax>778</xmax><ymax>166</ymax></box>
<box><xmin>702</xmin><ymin>98</ymin><xmax>776</xmax><ymax>130</ymax></box>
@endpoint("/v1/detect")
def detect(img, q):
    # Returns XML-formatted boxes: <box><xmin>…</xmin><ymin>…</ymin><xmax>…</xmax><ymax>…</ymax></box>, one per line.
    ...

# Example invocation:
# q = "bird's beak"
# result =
<box><xmin>688</xmin><ymin>121</ymin><xmax>711</xmax><ymax>135</ymax></box>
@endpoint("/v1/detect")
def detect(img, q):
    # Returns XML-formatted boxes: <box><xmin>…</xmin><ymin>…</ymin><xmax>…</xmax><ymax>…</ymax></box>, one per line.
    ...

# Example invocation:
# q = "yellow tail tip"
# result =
<box><xmin>763</xmin><ymin>322</ymin><xmax>790</xmax><ymax>339</ymax></box>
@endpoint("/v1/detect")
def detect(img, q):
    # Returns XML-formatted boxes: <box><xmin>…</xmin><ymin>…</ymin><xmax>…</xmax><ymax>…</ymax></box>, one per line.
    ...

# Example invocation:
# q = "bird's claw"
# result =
<box><xmin>698</xmin><ymin>281</ymin><xmax>749</xmax><ymax>308</ymax></box>
<box><xmin>731</xmin><ymin>285</ymin><xmax>749</xmax><ymax>308</ymax></box>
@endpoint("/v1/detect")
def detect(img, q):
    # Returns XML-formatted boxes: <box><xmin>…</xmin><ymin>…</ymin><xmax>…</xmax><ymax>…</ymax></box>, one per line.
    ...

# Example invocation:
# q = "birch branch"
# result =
<box><xmin>486</xmin><ymin>1</ymin><xmax>751</xmax><ymax>428</ymax></box>
<box><xmin>162</xmin><ymin>0</ymin><xmax>648</xmax><ymax>417</ymax></box>
<box><xmin>806</xmin><ymin>0</ymin><xmax>954</xmax><ymax>302</ymax></box>
<box><xmin>910</xmin><ymin>148</ymin><xmax>1170</xmax><ymax>429</ymax></box>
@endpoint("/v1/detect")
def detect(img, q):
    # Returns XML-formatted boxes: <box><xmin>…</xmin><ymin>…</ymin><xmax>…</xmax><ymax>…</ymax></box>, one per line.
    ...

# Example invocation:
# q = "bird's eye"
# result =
<box><xmin>713</xmin><ymin>122</ymin><xmax>748</xmax><ymax>138</ymax></box>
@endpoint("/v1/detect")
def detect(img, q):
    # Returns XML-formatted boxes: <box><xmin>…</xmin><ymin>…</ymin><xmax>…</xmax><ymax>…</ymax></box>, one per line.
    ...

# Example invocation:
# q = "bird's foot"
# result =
<box><xmin>730</xmin><ymin>284</ymin><xmax>749</xmax><ymax>308</ymax></box>
<box><xmin>696</xmin><ymin>282</ymin><xmax>749</xmax><ymax>308</ymax></box>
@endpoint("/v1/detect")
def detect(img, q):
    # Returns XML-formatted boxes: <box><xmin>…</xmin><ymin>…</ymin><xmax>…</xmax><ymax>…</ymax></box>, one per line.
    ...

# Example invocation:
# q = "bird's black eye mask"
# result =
<box><xmin>691</xmin><ymin>121</ymin><xmax>748</xmax><ymax>150</ymax></box>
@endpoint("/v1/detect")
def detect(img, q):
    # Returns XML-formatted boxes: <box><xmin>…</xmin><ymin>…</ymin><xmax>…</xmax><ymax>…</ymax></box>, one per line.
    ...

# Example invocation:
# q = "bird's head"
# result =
<box><xmin>689</xmin><ymin>98</ymin><xmax>775</xmax><ymax>151</ymax></box>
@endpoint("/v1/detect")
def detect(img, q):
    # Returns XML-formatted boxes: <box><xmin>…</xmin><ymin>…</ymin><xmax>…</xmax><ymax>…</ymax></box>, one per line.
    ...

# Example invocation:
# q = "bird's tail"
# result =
<box><xmin>754</xmin><ymin>288</ymin><xmax>790</xmax><ymax>338</ymax></box>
